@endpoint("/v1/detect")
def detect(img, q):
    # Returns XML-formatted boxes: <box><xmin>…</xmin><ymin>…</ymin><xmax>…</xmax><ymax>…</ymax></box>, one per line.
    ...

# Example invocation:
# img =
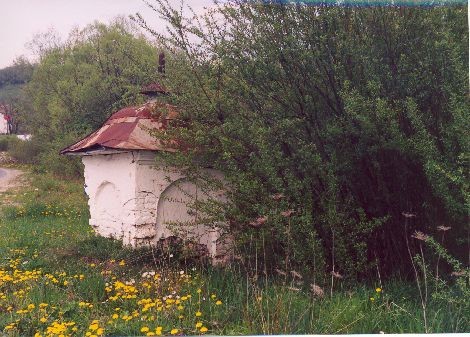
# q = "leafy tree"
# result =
<box><xmin>0</xmin><ymin>57</ymin><xmax>35</xmax><ymax>133</ymax></box>
<box><xmin>136</xmin><ymin>1</ymin><xmax>469</xmax><ymax>280</ymax></box>
<box><xmin>24</xmin><ymin>19</ymin><xmax>159</xmax><ymax>175</ymax></box>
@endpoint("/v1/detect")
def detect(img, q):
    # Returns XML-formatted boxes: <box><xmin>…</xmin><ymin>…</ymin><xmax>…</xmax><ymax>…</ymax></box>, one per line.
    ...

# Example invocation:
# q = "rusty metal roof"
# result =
<box><xmin>60</xmin><ymin>101</ymin><xmax>178</xmax><ymax>155</ymax></box>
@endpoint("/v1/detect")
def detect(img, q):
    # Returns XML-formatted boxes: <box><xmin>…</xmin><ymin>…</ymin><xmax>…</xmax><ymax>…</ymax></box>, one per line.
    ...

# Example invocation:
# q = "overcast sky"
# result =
<box><xmin>0</xmin><ymin>0</ymin><xmax>212</xmax><ymax>68</ymax></box>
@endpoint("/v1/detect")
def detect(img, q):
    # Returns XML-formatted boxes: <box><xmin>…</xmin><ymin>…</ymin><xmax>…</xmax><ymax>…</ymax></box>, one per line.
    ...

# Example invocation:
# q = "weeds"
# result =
<box><xmin>0</xmin><ymin>172</ymin><xmax>468</xmax><ymax>335</ymax></box>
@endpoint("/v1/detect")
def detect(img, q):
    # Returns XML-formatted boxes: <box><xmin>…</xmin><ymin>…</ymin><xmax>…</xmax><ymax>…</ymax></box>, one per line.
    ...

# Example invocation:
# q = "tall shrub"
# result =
<box><xmin>137</xmin><ymin>2</ymin><xmax>468</xmax><ymax>280</ymax></box>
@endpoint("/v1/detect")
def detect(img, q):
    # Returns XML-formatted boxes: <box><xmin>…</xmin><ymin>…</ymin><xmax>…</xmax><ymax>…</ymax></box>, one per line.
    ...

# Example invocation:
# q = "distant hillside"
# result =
<box><xmin>0</xmin><ymin>58</ymin><xmax>34</xmax><ymax>87</ymax></box>
<box><xmin>0</xmin><ymin>58</ymin><xmax>34</xmax><ymax>103</ymax></box>
<box><xmin>0</xmin><ymin>83</ymin><xmax>23</xmax><ymax>102</ymax></box>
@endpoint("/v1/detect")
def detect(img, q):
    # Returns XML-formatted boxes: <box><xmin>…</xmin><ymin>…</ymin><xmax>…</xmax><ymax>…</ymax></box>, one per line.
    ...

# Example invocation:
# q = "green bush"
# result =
<box><xmin>6</xmin><ymin>137</ymin><xmax>40</xmax><ymax>163</ymax></box>
<box><xmin>37</xmin><ymin>141</ymin><xmax>83</xmax><ymax>177</ymax></box>
<box><xmin>0</xmin><ymin>135</ymin><xmax>16</xmax><ymax>151</ymax></box>
<box><xmin>146</xmin><ymin>3</ymin><xmax>469</xmax><ymax>279</ymax></box>
<box><xmin>0</xmin><ymin>137</ymin><xmax>8</xmax><ymax>151</ymax></box>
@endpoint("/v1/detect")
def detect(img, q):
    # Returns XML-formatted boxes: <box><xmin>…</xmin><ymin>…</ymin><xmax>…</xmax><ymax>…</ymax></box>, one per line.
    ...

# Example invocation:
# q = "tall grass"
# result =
<box><xmin>0</xmin><ymin>172</ymin><xmax>468</xmax><ymax>336</ymax></box>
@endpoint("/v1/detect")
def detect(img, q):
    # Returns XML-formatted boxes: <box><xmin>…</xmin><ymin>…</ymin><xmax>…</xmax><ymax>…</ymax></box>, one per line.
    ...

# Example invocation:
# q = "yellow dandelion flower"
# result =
<box><xmin>141</xmin><ymin>327</ymin><xmax>150</xmax><ymax>333</ymax></box>
<box><xmin>89</xmin><ymin>323</ymin><xmax>99</xmax><ymax>331</ymax></box>
<box><xmin>200</xmin><ymin>327</ymin><xmax>208</xmax><ymax>333</ymax></box>
<box><xmin>376</xmin><ymin>287</ymin><xmax>382</xmax><ymax>293</ymax></box>
<box><xmin>196</xmin><ymin>322</ymin><xmax>203</xmax><ymax>328</ymax></box>
<box><xmin>170</xmin><ymin>328</ymin><xmax>179</xmax><ymax>335</ymax></box>
<box><xmin>112</xmin><ymin>314</ymin><xmax>119</xmax><ymax>319</ymax></box>
<box><xmin>370</xmin><ymin>297</ymin><xmax>375</xmax><ymax>301</ymax></box>
<box><xmin>195</xmin><ymin>311</ymin><xmax>202</xmax><ymax>317</ymax></box>
<box><xmin>215</xmin><ymin>300</ymin><xmax>222</xmax><ymax>305</ymax></box>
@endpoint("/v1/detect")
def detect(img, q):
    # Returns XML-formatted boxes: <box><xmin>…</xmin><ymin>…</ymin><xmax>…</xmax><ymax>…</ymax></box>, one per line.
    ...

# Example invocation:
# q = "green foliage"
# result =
<box><xmin>0</xmin><ymin>134</ymin><xmax>39</xmax><ymax>163</ymax></box>
<box><xmin>0</xmin><ymin>57</ymin><xmax>35</xmax><ymax>134</ymax></box>
<box><xmin>23</xmin><ymin>19</ymin><xmax>159</xmax><ymax>176</ymax></box>
<box><xmin>5</xmin><ymin>138</ymin><xmax>40</xmax><ymax>164</ymax></box>
<box><xmin>0</xmin><ymin>57</ymin><xmax>34</xmax><ymax>88</ymax></box>
<box><xmin>0</xmin><ymin>135</ymin><xmax>16</xmax><ymax>151</ymax></box>
<box><xmin>138</xmin><ymin>3</ymin><xmax>469</xmax><ymax>279</ymax></box>
<box><xmin>422</xmin><ymin>235</ymin><xmax>469</xmax><ymax>318</ymax></box>
<box><xmin>0</xmin><ymin>168</ymin><xmax>467</xmax><ymax>335</ymax></box>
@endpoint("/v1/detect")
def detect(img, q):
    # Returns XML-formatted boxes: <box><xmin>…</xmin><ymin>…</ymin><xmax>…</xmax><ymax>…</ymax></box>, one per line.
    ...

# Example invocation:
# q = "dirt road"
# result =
<box><xmin>0</xmin><ymin>167</ymin><xmax>23</xmax><ymax>192</ymax></box>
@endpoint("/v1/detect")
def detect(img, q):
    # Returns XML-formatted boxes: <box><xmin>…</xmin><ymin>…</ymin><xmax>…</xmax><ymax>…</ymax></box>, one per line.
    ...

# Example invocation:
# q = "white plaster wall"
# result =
<box><xmin>82</xmin><ymin>150</ymin><xmax>229</xmax><ymax>259</ymax></box>
<box><xmin>133</xmin><ymin>151</ymin><xmax>226</xmax><ymax>257</ymax></box>
<box><xmin>154</xmin><ymin>179</ymin><xmax>220</xmax><ymax>257</ymax></box>
<box><xmin>0</xmin><ymin>114</ymin><xmax>8</xmax><ymax>134</ymax></box>
<box><xmin>131</xmin><ymin>151</ymin><xmax>183</xmax><ymax>246</ymax></box>
<box><xmin>82</xmin><ymin>152</ymin><xmax>138</xmax><ymax>244</ymax></box>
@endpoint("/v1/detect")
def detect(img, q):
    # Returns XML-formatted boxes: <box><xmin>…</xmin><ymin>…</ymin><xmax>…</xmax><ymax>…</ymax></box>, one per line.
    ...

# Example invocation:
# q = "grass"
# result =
<box><xmin>0</xmin><ymin>170</ymin><xmax>468</xmax><ymax>336</ymax></box>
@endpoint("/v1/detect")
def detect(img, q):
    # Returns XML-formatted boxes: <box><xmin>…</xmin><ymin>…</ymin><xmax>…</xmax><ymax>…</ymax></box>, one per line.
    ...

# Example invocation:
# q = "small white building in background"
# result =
<box><xmin>61</xmin><ymin>84</ymin><xmax>229</xmax><ymax>262</ymax></box>
<box><xmin>16</xmin><ymin>134</ymin><xmax>32</xmax><ymax>141</ymax></box>
<box><xmin>0</xmin><ymin>109</ymin><xmax>9</xmax><ymax>134</ymax></box>
<box><xmin>0</xmin><ymin>115</ymin><xmax>7</xmax><ymax>134</ymax></box>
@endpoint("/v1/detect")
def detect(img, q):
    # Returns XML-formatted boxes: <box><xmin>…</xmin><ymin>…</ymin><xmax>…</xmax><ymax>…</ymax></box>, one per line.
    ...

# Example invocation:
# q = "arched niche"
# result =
<box><xmin>155</xmin><ymin>179</ymin><xmax>217</xmax><ymax>255</ymax></box>
<box><xmin>94</xmin><ymin>181</ymin><xmax>122</xmax><ymax>235</ymax></box>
